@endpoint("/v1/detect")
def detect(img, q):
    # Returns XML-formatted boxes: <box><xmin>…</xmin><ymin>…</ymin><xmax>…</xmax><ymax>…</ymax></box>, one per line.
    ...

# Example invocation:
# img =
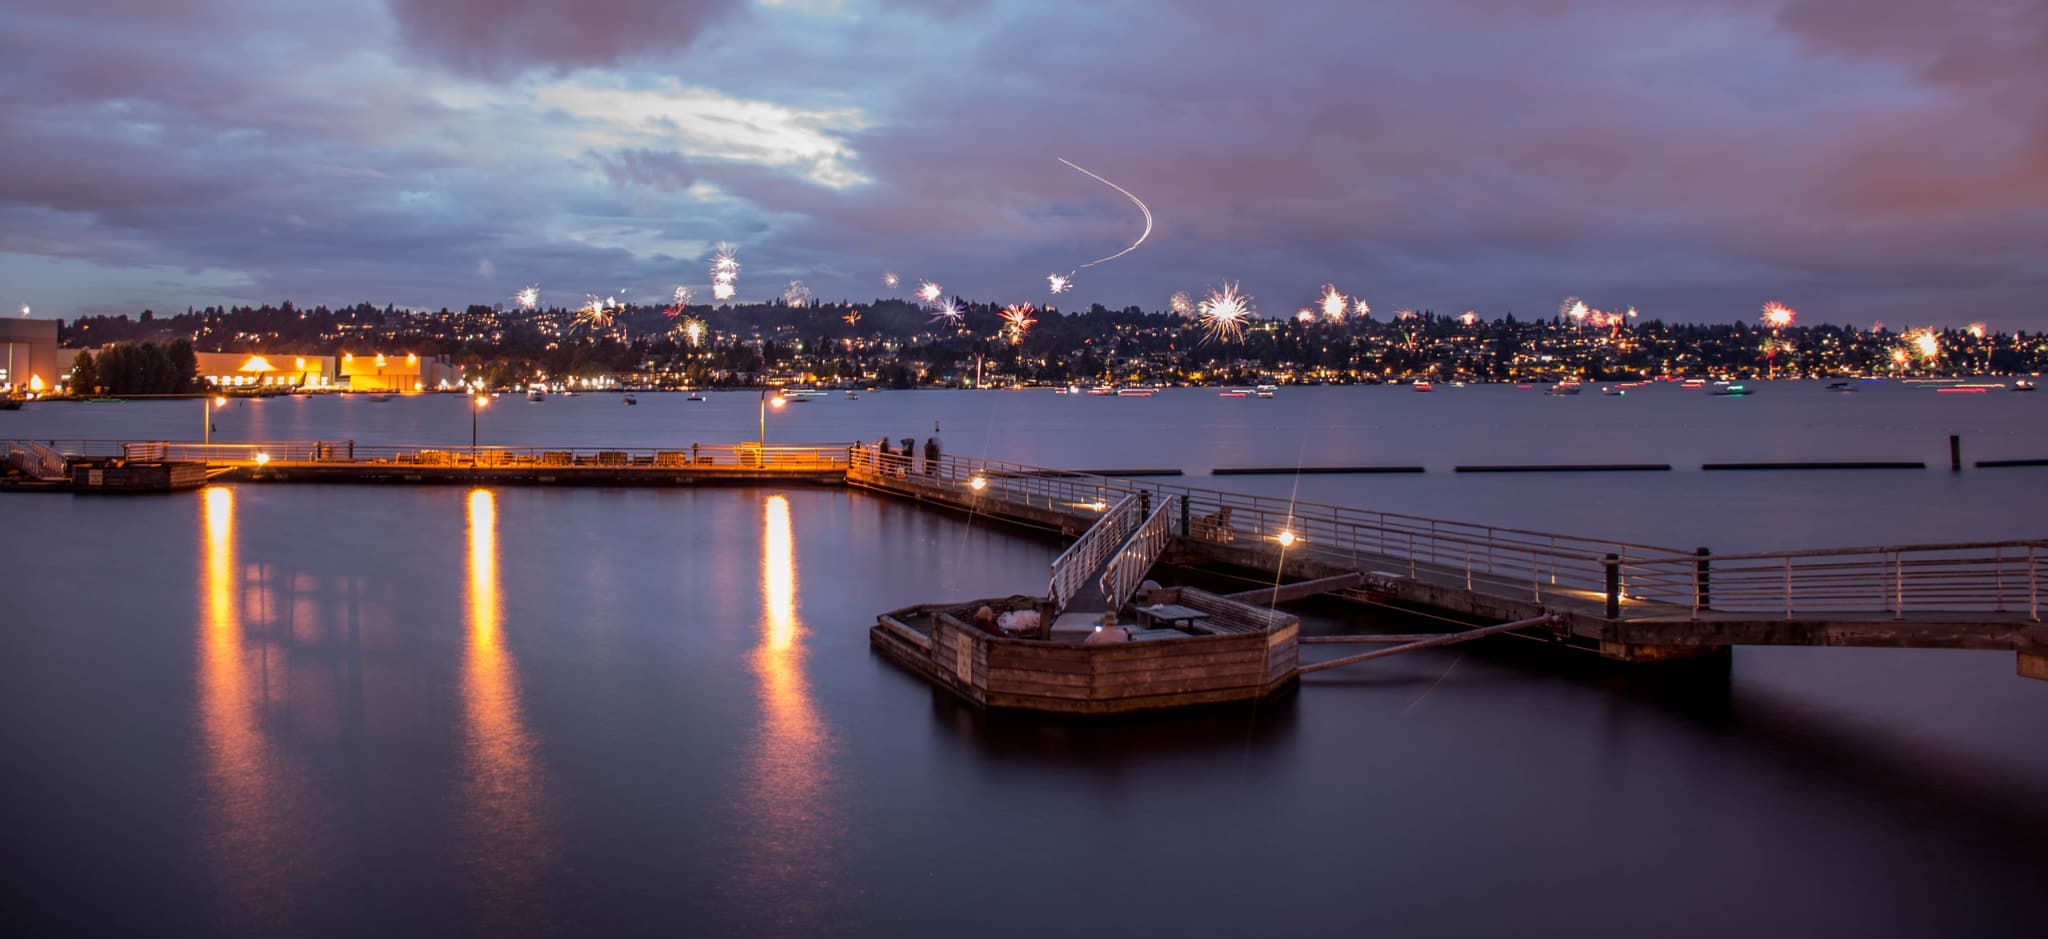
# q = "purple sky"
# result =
<box><xmin>3</xmin><ymin>0</ymin><xmax>2044</xmax><ymax>328</ymax></box>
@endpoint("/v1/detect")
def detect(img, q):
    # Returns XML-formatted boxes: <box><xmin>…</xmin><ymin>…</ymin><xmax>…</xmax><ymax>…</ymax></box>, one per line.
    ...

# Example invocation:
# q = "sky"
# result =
<box><xmin>2</xmin><ymin>0</ymin><xmax>2045</xmax><ymax>329</ymax></box>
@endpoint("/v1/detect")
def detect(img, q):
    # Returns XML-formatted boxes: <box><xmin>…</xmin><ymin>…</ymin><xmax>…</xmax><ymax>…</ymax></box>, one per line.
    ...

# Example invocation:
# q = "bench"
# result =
<box><xmin>654</xmin><ymin>451</ymin><xmax>690</xmax><ymax>467</ymax></box>
<box><xmin>540</xmin><ymin>451</ymin><xmax>572</xmax><ymax>467</ymax></box>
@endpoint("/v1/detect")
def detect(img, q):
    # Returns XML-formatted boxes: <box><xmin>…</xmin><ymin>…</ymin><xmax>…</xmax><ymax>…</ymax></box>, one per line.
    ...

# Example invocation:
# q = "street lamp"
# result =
<box><xmin>203</xmin><ymin>395</ymin><xmax>226</xmax><ymax>445</ymax></box>
<box><xmin>758</xmin><ymin>389</ymin><xmax>786</xmax><ymax>444</ymax></box>
<box><xmin>471</xmin><ymin>393</ymin><xmax>489</xmax><ymax>464</ymax></box>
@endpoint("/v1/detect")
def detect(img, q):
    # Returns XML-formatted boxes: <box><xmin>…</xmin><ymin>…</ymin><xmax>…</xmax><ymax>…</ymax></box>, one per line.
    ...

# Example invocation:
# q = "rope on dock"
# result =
<box><xmin>1297</xmin><ymin>614</ymin><xmax>1561</xmax><ymax>674</ymax></box>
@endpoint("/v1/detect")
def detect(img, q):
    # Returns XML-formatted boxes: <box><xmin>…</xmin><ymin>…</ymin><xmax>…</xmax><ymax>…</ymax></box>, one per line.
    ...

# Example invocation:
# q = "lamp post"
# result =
<box><xmin>471</xmin><ymin>393</ymin><xmax>488</xmax><ymax>464</ymax></box>
<box><xmin>203</xmin><ymin>395</ymin><xmax>226</xmax><ymax>445</ymax></box>
<box><xmin>758</xmin><ymin>389</ymin><xmax>785</xmax><ymax>466</ymax></box>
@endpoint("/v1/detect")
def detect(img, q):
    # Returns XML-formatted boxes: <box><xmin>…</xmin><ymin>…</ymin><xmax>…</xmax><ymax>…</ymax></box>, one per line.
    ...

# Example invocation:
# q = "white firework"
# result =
<box><xmin>928</xmin><ymin>298</ymin><xmax>965</xmax><ymax>326</ymax></box>
<box><xmin>1319</xmin><ymin>285</ymin><xmax>1347</xmax><ymax>323</ymax></box>
<box><xmin>783</xmin><ymin>280</ymin><xmax>813</xmax><ymax>307</ymax></box>
<box><xmin>1197</xmin><ymin>283</ymin><xmax>1253</xmax><ymax>343</ymax></box>
<box><xmin>917</xmin><ymin>280</ymin><xmax>944</xmax><ymax>305</ymax></box>
<box><xmin>1353</xmin><ymin>297</ymin><xmax>1371</xmax><ymax>318</ymax></box>
<box><xmin>1047</xmin><ymin>272</ymin><xmax>1072</xmax><ymax>294</ymax></box>
<box><xmin>1169</xmin><ymin>291</ymin><xmax>1194</xmax><ymax>317</ymax></box>
<box><xmin>881</xmin><ymin>271</ymin><xmax>900</xmax><ymax>289</ymax></box>
<box><xmin>514</xmin><ymin>285</ymin><xmax>540</xmax><ymax>311</ymax></box>
<box><xmin>712</xmin><ymin>282</ymin><xmax>736</xmax><ymax>302</ymax></box>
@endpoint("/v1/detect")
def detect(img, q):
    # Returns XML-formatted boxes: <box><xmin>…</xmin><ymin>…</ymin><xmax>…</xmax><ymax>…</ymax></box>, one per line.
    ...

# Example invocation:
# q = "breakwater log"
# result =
<box><xmin>1454</xmin><ymin>463</ymin><xmax>1671</xmax><ymax>473</ymax></box>
<box><xmin>1701</xmin><ymin>461</ymin><xmax>1925</xmax><ymax>471</ymax></box>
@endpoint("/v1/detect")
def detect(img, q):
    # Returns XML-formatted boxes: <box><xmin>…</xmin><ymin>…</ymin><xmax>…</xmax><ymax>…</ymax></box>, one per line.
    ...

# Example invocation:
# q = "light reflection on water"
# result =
<box><xmin>459</xmin><ymin>489</ymin><xmax>549</xmax><ymax>923</ymax></box>
<box><xmin>734</xmin><ymin>494</ymin><xmax>839</xmax><ymax>927</ymax></box>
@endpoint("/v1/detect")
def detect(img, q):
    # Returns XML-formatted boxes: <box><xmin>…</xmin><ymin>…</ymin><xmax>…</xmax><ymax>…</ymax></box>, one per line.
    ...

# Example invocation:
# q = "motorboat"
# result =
<box><xmin>623</xmin><ymin>393</ymin><xmax>638</xmax><ymax>405</ymax></box>
<box><xmin>1709</xmin><ymin>383</ymin><xmax>1753</xmax><ymax>397</ymax></box>
<box><xmin>845</xmin><ymin>390</ymin><xmax>860</xmax><ymax>400</ymax></box>
<box><xmin>1218</xmin><ymin>389</ymin><xmax>1248</xmax><ymax>398</ymax></box>
<box><xmin>526</xmin><ymin>389</ymin><xmax>545</xmax><ymax>401</ymax></box>
<box><xmin>1087</xmin><ymin>386</ymin><xmax>1116</xmax><ymax>396</ymax></box>
<box><xmin>685</xmin><ymin>391</ymin><xmax>706</xmax><ymax>402</ymax></box>
<box><xmin>2014</xmin><ymin>379</ymin><xmax>2037</xmax><ymax>392</ymax></box>
<box><xmin>369</xmin><ymin>394</ymin><xmax>395</xmax><ymax>403</ymax></box>
<box><xmin>1115</xmin><ymin>387</ymin><xmax>1157</xmax><ymax>397</ymax></box>
<box><xmin>1413</xmin><ymin>382</ymin><xmax>1433</xmax><ymax>392</ymax></box>
<box><xmin>1546</xmin><ymin>382</ymin><xmax>1582</xmax><ymax>396</ymax></box>
<box><xmin>1601</xmin><ymin>386</ymin><xmax>1625</xmax><ymax>396</ymax></box>
<box><xmin>1254</xmin><ymin>385</ymin><xmax>1276</xmax><ymax>398</ymax></box>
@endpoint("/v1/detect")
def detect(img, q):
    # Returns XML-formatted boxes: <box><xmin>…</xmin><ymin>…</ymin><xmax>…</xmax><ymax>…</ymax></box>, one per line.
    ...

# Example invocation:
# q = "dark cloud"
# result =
<box><xmin>594</xmin><ymin>150</ymin><xmax>698</xmax><ymax>192</ymax></box>
<box><xmin>386</xmin><ymin>0</ymin><xmax>746</xmax><ymax>76</ymax></box>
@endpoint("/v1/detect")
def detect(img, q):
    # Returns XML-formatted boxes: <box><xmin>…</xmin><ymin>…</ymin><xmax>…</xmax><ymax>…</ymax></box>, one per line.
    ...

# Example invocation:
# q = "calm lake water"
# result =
<box><xmin>3</xmin><ymin>385</ymin><xmax>2044</xmax><ymax>937</ymax></box>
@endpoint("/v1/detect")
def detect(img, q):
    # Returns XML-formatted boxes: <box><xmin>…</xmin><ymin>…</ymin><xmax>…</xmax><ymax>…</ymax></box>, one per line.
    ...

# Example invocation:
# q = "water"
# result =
<box><xmin>3</xmin><ymin>386</ymin><xmax>2044</xmax><ymax>937</ymax></box>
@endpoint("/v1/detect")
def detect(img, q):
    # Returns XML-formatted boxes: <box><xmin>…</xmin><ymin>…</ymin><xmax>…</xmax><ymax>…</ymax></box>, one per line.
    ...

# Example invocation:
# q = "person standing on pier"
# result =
<box><xmin>923</xmin><ymin>436</ymin><xmax>940</xmax><ymax>476</ymax></box>
<box><xmin>901</xmin><ymin>437</ymin><xmax>916</xmax><ymax>477</ymax></box>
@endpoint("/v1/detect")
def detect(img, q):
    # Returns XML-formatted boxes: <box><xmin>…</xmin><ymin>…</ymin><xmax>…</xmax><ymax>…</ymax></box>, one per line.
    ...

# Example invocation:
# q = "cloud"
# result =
<box><xmin>385</xmin><ymin>0</ymin><xmax>746</xmax><ymax>76</ymax></box>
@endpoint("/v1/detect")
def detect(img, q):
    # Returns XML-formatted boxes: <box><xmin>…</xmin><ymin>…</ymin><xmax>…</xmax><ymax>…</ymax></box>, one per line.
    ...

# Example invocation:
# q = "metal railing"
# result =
<box><xmin>1047</xmin><ymin>494</ymin><xmax>1141</xmax><ymax>612</ymax></box>
<box><xmin>851</xmin><ymin>450</ymin><xmax>2044</xmax><ymax>624</ymax></box>
<box><xmin>87</xmin><ymin>440</ymin><xmax>854</xmax><ymax>470</ymax></box>
<box><xmin>1618</xmin><ymin>541</ymin><xmax>2044</xmax><ymax>621</ymax></box>
<box><xmin>1098</xmin><ymin>495</ymin><xmax>1180</xmax><ymax>612</ymax></box>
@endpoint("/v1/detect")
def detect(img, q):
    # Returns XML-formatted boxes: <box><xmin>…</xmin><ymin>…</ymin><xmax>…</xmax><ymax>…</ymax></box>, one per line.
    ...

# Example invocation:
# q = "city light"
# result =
<box><xmin>1276</xmin><ymin>529</ymin><xmax>1297</xmax><ymax>547</ymax></box>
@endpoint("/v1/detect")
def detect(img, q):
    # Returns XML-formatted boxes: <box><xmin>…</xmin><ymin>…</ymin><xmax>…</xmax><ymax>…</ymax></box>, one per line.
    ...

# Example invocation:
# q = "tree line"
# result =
<box><xmin>70</xmin><ymin>340</ymin><xmax>200</xmax><ymax>396</ymax></box>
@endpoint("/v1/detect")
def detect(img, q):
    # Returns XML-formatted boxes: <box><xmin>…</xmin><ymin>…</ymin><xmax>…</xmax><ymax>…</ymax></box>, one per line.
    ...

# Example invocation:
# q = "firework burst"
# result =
<box><xmin>576</xmin><ymin>295</ymin><xmax>618</xmax><ymax>331</ymax></box>
<box><xmin>1459</xmin><ymin>311</ymin><xmax>1479</xmax><ymax>327</ymax></box>
<box><xmin>842</xmin><ymin>309</ymin><xmax>861</xmax><ymax>327</ymax></box>
<box><xmin>1761</xmin><ymin>301</ymin><xmax>1796</xmax><ymax>330</ymax></box>
<box><xmin>1196</xmin><ymin>283</ymin><xmax>1253</xmax><ymax>343</ymax></box>
<box><xmin>709</xmin><ymin>243</ymin><xmax>740</xmax><ymax>302</ymax></box>
<box><xmin>881</xmin><ymin>271</ymin><xmax>900</xmax><ymax>289</ymax></box>
<box><xmin>1169</xmin><ymin>291</ymin><xmax>1195</xmax><ymax>317</ymax></box>
<box><xmin>677</xmin><ymin>317</ymin><xmax>707</xmax><ymax>347</ymax></box>
<box><xmin>515</xmin><ymin>285</ymin><xmax>540</xmax><ymax>311</ymax></box>
<box><xmin>1395</xmin><ymin>309</ymin><xmax>1419</xmax><ymax>321</ymax></box>
<box><xmin>917</xmin><ymin>280</ymin><xmax>944</xmax><ymax>305</ymax></box>
<box><xmin>1910</xmin><ymin>328</ymin><xmax>1940</xmax><ymax>360</ymax></box>
<box><xmin>1319</xmin><ymin>285</ymin><xmax>1347</xmax><ymax>323</ymax></box>
<box><xmin>1353</xmin><ymin>297</ymin><xmax>1371</xmax><ymax>319</ymax></box>
<box><xmin>1295</xmin><ymin>309</ymin><xmax>1316</xmax><ymax>324</ymax></box>
<box><xmin>783</xmin><ymin>280</ymin><xmax>812</xmax><ymax>307</ymax></box>
<box><xmin>1047</xmin><ymin>272</ymin><xmax>1072</xmax><ymax>295</ymax></box>
<box><xmin>1562</xmin><ymin>298</ymin><xmax>1589</xmax><ymax>323</ymax></box>
<box><xmin>665</xmin><ymin>286</ymin><xmax>693</xmax><ymax>318</ymax></box>
<box><xmin>1001</xmin><ymin>303</ymin><xmax>1037</xmax><ymax>345</ymax></box>
<box><xmin>928</xmin><ymin>298</ymin><xmax>965</xmax><ymax>327</ymax></box>
<box><xmin>1967</xmin><ymin>322</ymin><xmax>1987</xmax><ymax>339</ymax></box>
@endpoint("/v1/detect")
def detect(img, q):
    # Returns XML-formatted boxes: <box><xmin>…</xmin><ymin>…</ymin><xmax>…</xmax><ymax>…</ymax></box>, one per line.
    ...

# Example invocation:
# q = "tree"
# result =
<box><xmin>70</xmin><ymin>351</ymin><xmax>99</xmax><ymax>395</ymax></box>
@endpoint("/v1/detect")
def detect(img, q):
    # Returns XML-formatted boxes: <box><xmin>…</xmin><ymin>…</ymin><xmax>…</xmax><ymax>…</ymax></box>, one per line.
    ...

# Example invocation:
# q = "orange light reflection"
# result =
<box><xmin>738</xmin><ymin>495</ymin><xmax>837</xmax><ymax>911</ymax></box>
<box><xmin>458</xmin><ymin>489</ymin><xmax>547</xmax><ymax>903</ymax></box>
<box><xmin>197</xmin><ymin>486</ymin><xmax>283</xmax><ymax>916</ymax></box>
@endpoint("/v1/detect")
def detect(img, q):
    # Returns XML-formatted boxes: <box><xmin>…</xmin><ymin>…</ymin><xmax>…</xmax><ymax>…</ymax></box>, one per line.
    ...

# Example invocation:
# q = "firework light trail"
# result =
<box><xmin>1058</xmin><ymin>157</ymin><xmax>1153</xmax><ymax>269</ymax></box>
<box><xmin>1001</xmin><ymin>303</ymin><xmax>1037</xmax><ymax>345</ymax></box>
<box><xmin>515</xmin><ymin>285</ymin><xmax>540</xmax><ymax>311</ymax></box>
<box><xmin>928</xmin><ymin>298</ymin><xmax>964</xmax><ymax>326</ymax></box>
<box><xmin>1047</xmin><ymin>272</ymin><xmax>1072</xmax><ymax>295</ymax></box>
<box><xmin>917</xmin><ymin>280</ymin><xmax>944</xmax><ymax>305</ymax></box>
<box><xmin>1319</xmin><ymin>285</ymin><xmax>1347</xmax><ymax>323</ymax></box>
<box><xmin>1761</xmin><ymin>301</ymin><xmax>1796</xmax><ymax>330</ymax></box>
<box><xmin>1197</xmin><ymin>283</ymin><xmax>1253</xmax><ymax>343</ymax></box>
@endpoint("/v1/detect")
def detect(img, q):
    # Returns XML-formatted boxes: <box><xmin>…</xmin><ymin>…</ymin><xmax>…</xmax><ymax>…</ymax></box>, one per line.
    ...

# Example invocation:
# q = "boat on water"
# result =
<box><xmin>845</xmin><ymin>390</ymin><xmax>860</xmax><ymax>400</ymax></box>
<box><xmin>623</xmin><ymin>393</ymin><xmax>638</xmax><ymax>406</ymax></box>
<box><xmin>782</xmin><ymin>388</ymin><xmax>829</xmax><ymax>400</ymax></box>
<box><xmin>1087</xmin><ymin>385</ymin><xmax>1117</xmax><ymax>396</ymax></box>
<box><xmin>369</xmin><ymin>394</ymin><xmax>394</xmax><ymax>403</ymax></box>
<box><xmin>1710</xmin><ymin>383</ymin><xmax>1753</xmax><ymax>397</ymax></box>
<box><xmin>685</xmin><ymin>391</ymin><xmax>705</xmax><ymax>402</ymax></box>
<box><xmin>1826</xmin><ymin>380</ymin><xmax>1857</xmax><ymax>392</ymax></box>
<box><xmin>1601</xmin><ymin>386</ymin><xmax>1625</xmax><ymax>396</ymax></box>
<box><xmin>1546</xmin><ymin>382</ymin><xmax>1582</xmax><ymax>396</ymax></box>
<box><xmin>1218</xmin><ymin>388</ymin><xmax>1249</xmax><ymax>398</ymax></box>
<box><xmin>1254</xmin><ymin>384</ymin><xmax>1276</xmax><ymax>398</ymax></box>
<box><xmin>0</xmin><ymin>395</ymin><xmax>23</xmax><ymax>411</ymax></box>
<box><xmin>1413</xmin><ymin>382</ymin><xmax>1433</xmax><ymax>392</ymax></box>
<box><xmin>526</xmin><ymin>389</ymin><xmax>545</xmax><ymax>401</ymax></box>
<box><xmin>2014</xmin><ymin>380</ymin><xmax>2037</xmax><ymax>392</ymax></box>
<box><xmin>1115</xmin><ymin>387</ymin><xmax>1157</xmax><ymax>397</ymax></box>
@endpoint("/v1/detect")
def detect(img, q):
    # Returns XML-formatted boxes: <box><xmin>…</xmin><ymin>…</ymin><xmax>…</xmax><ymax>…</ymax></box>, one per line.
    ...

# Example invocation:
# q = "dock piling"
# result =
<box><xmin>1605</xmin><ymin>553</ymin><xmax>1621</xmax><ymax>618</ymax></box>
<box><xmin>1951</xmin><ymin>435</ymin><xmax>1962</xmax><ymax>472</ymax></box>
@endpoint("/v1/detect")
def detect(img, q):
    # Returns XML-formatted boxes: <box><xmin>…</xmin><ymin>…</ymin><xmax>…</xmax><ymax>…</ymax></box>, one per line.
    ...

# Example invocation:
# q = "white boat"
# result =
<box><xmin>1115</xmin><ymin>387</ymin><xmax>1157</xmax><ymax>397</ymax></box>
<box><xmin>783</xmin><ymin>388</ymin><xmax>829</xmax><ymax>400</ymax></box>
<box><xmin>2014</xmin><ymin>380</ymin><xmax>2037</xmax><ymax>392</ymax></box>
<box><xmin>1254</xmin><ymin>384</ymin><xmax>1276</xmax><ymax>398</ymax></box>
<box><xmin>526</xmin><ymin>389</ymin><xmax>545</xmax><ymax>401</ymax></box>
<box><xmin>685</xmin><ymin>391</ymin><xmax>705</xmax><ymax>402</ymax></box>
<box><xmin>845</xmin><ymin>390</ymin><xmax>860</xmax><ymax>400</ymax></box>
<box><xmin>1546</xmin><ymin>382</ymin><xmax>1582</xmax><ymax>396</ymax></box>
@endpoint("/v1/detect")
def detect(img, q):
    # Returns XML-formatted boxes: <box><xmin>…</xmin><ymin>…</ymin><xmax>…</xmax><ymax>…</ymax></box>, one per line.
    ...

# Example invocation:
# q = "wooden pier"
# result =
<box><xmin>9</xmin><ymin>436</ymin><xmax>2043</xmax><ymax>684</ymax></box>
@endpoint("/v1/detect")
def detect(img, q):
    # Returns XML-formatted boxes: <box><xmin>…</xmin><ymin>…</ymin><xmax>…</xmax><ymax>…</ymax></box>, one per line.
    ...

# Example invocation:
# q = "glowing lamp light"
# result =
<box><xmin>1276</xmin><ymin>529</ymin><xmax>1298</xmax><ymax>548</ymax></box>
<box><xmin>295</xmin><ymin>357</ymin><xmax>306</xmax><ymax>370</ymax></box>
<box><xmin>770</xmin><ymin>395</ymin><xmax>786</xmax><ymax>409</ymax></box>
<box><xmin>406</xmin><ymin>353</ymin><xmax>417</xmax><ymax>364</ymax></box>
<box><xmin>254</xmin><ymin>452</ymin><xmax>271</xmax><ymax>467</ymax></box>
<box><xmin>474</xmin><ymin>394</ymin><xmax>489</xmax><ymax>408</ymax></box>
<box><xmin>969</xmin><ymin>475</ymin><xmax>988</xmax><ymax>491</ymax></box>
<box><xmin>213</xmin><ymin>396</ymin><xmax>227</xmax><ymax>407</ymax></box>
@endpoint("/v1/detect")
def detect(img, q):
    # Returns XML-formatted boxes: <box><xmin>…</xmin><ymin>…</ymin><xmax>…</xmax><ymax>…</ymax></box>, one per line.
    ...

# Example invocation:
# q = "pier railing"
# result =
<box><xmin>890</xmin><ymin>452</ymin><xmax>2043</xmax><ymax>623</ymax></box>
<box><xmin>87</xmin><ymin>440</ymin><xmax>853</xmax><ymax>470</ymax></box>
<box><xmin>1046</xmin><ymin>493</ymin><xmax>1141</xmax><ymax>612</ymax></box>
<box><xmin>1098</xmin><ymin>495</ymin><xmax>1181</xmax><ymax>612</ymax></box>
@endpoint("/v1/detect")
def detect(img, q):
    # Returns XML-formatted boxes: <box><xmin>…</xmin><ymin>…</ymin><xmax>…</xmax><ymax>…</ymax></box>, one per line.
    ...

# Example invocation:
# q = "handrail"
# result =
<box><xmin>1047</xmin><ymin>494</ymin><xmax>1140</xmax><ymax>612</ymax></box>
<box><xmin>1098</xmin><ymin>495</ymin><xmax>1180</xmax><ymax>612</ymax></box>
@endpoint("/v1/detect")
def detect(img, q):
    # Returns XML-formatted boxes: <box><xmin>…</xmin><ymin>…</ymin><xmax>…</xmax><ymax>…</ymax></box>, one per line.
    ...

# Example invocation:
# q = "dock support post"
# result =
<box><xmin>1604</xmin><ymin>553</ymin><xmax>1620</xmax><ymax>619</ymax></box>
<box><xmin>1693</xmin><ymin>547</ymin><xmax>1711</xmax><ymax>618</ymax></box>
<box><xmin>1180</xmin><ymin>497</ymin><xmax>1190</xmax><ymax>537</ymax></box>
<box><xmin>1950</xmin><ymin>434</ymin><xmax>1962</xmax><ymax>472</ymax></box>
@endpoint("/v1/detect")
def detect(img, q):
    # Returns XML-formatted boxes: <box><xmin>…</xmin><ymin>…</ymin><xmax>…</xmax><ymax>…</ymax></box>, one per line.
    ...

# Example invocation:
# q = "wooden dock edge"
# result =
<box><xmin>2022</xmin><ymin>628</ymin><xmax>2048</xmax><ymax>682</ymax></box>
